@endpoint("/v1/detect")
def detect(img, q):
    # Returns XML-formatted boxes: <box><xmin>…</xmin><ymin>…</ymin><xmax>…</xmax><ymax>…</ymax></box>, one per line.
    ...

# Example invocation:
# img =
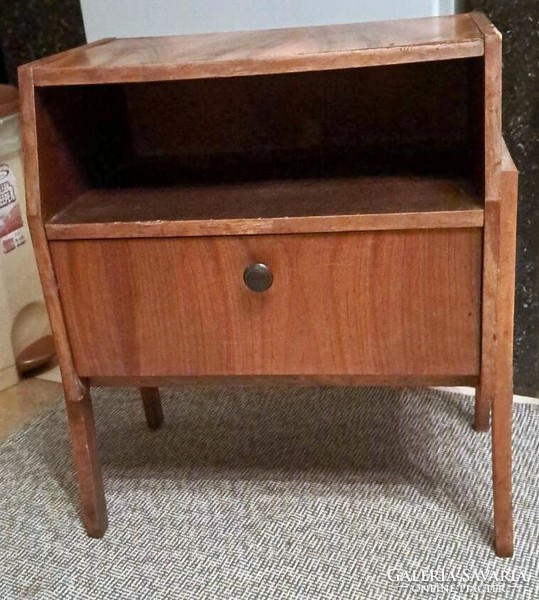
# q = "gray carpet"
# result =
<box><xmin>0</xmin><ymin>387</ymin><xmax>538</xmax><ymax>599</ymax></box>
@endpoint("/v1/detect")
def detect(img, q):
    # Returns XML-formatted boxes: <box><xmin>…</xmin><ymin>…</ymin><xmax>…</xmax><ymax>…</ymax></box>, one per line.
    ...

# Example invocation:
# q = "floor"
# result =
<box><xmin>2</xmin><ymin>385</ymin><xmax>538</xmax><ymax>599</ymax></box>
<box><xmin>0</xmin><ymin>362</ymin><xmax>62</xmax><ymax>441</ymax></box>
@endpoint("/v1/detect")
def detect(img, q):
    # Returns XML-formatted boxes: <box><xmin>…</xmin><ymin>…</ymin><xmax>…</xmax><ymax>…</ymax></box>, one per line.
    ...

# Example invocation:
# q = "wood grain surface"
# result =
<box><xmin>19</xmin><ymin>13</ymin><xmax>515</xmax><ymax>553</ymax></box>
<box><xmin>90</xmin><ymin>375</ymin><xmax>479</xmax><ymax>388</ymax></box>
<box><xmin>65</xmin><ymin>387</ymin><xmax>108</xmax><ymax>537</ymax></box>
<box><xmin>473</xmin><ymin>15</ymin><xmax>503</xmax><ymax>429</ymax></box>
<box><xmin>469</xmin><ymin>14</ymin><xmax>513</xmax><ymax>557</ymax></box>
<box><xmin>46</xmin><ymin>177</ymin><xmax>483</xmax><ymax>239</ymax></box>
<box><xmin>50</xmin><ymin>229</ymin><xmax>482</xmax><ymax>378</ymax></box>
<box><xmin>18</xmin><ymin>66</ymin><xmax>85</xmax><ymax>403</ymax></box>
<box><xmin>489</xmin><ymin>142</ymin><xmax>518</xmax><ymax>558</ymax></box>
<box><xmin>477</xmin><ymin>141</ymin><xmax>517</xmax><ymax>558</ymax></box>
<box><xmin>470</xmin><ymin>12</ymin><xmax>502</xmax><ymax>202</ymax></box>
<box><xmin>30</xmin><ymin>15</ymin><xmax>484</xmax><ymax>86</ymax></box>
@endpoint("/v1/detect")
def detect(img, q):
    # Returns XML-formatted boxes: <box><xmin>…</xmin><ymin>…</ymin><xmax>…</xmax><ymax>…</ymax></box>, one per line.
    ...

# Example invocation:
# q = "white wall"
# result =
<box><xmin>81</xmin><ymin>0</ymin><xmax>459</xmax><ymax>41</ymax></box>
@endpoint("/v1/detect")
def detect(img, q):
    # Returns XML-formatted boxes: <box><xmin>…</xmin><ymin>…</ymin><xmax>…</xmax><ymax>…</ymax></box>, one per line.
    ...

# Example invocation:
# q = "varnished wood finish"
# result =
<box><xmin>20</xmin><ymin>65</ymin><xmax>108</xmax><ymax>537</ymax></box>
<box><xmin>140</xmin><ymin>387</ymin><xmax>164</xmax><ymax>429</ymax></box>
<box><xmin>46</xmin><ymin>177</ymin><xmax>483</xmax><ymax>239</ymax></box>
<box><xmin>470</xmin><ymin>12</ymin><xmax>502</xmax><ymax>201</ymax></box>
<box><xmin>19</xmin><ymin>14</ymin><xmax>517</xmax><ymax>555</ymax></box>
<box><xmin>475</xmin><ymin>202</ymin><xmax>499</xmax><ymax>433</ymax></box>
<box><xmin>30</xmin><ymin>15</ymin><xmax>483</xmax><ymax>86</ymax></box>
<box><xmin>475</xmin><ymin>141</ymin><xmax>517</xmax><ymax>557</ymax></box>
<box><xmin>492</xmin><ymin>143</ymin><xmax>518</xmax><ymax>558</ymax></box>
<box><xmin>65</xmin><ymin>385</ymin><xmax>108</xmax><ymax>537</ymax></box>
<box><xmin>21</xmin><ymin>37</ymin><xmax>115</xmax><ymax>69</ymax></box>
<box><xmin>470</xmin><ymin>13</ymin><xmax>513</xmax><ymax>557</ymax></box>
<box><xmin>473</xmin><ymin>13</ymin><xmax>503</xmax><ymax>431</ymax></box>
<box><xmin>18</xmin><ymin>67</ymin><xmax>84</xmax><ymax>403</ymax></box>
<box><xmin>15</xmin><ymin>335</ymin><xmax>55</xmax><ymax>374</ymax></box>
<box><xmin>50</xmin><ymin>230</ymin><xmax>482</xmax><ymax>378</ymax></box>
<box><xmin>92</xmin><ymin>375</ymin><xmax>479</xmax><ymax>388</ymax></box>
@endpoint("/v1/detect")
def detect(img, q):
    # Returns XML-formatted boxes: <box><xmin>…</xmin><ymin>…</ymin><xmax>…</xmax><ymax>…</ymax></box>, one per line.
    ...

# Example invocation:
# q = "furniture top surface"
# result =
<box><xmin>26</xmin><ymin>13</ymin><xmax>485</xmax><ymax>86</ymax></box>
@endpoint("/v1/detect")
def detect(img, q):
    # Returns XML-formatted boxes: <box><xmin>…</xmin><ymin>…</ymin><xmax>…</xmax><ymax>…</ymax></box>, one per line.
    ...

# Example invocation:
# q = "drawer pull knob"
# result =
<box><xmin>243</xmin><ymin>263</ymin><xmax>273</xmax><ymax>292</ymax></box>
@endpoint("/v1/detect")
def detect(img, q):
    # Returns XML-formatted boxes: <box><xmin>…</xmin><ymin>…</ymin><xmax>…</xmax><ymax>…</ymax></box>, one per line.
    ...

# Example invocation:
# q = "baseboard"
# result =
<box><xmin>0</xmin><ymin>365</ymin><xmax>19</xmax><ymax>392</ymax></box>
<box><xmin>433</xmin><ymin>386</ymin><xmax>539</xmax><ymax>405</ymax></box>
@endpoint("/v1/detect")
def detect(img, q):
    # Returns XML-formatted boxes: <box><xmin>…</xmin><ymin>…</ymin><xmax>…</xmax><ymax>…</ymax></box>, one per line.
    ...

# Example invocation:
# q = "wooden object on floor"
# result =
<box><xmin>15</xmin><ymin>335</ymin><xmax>56</xmax><ymax>374</ymax></box>
<box><xmin>18</xmin><ymin>13</ymin><xmax>517</xmax><ymax>557</ymax></box>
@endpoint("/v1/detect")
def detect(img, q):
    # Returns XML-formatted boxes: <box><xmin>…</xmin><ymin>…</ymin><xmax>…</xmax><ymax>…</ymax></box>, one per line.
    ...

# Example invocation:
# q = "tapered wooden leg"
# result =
<box><xmin>492</xmin><ymin>386</ymin><xmax>513</xmax><ymax>557</ymax></box>
<box><xmin>474</xmin><ymin>384</ymin><xmax>490</xmax><ymax>432</ymax></box>
<box><xmin>140</xmin><ymin>387</ymin><xmax>164</xmax><ymax>429</ymax></box>
<box><xmin>480</xmin><ymin>147</ymin><xmax>518</xmax><ymax>557</ymax></box>
<box><xmin>65</xmin><ymin>386</ymin><xmax>108</xmax><ymax>538</ymax></box>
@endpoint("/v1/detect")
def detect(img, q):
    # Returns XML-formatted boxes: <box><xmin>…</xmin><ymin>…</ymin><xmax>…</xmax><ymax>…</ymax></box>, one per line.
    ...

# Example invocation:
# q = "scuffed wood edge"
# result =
<box><xmin>474</xmin><ymin>11</ymin><xmax>504</xmax><ymax>427</ymax></box>
<box><xmin>470</xmin><ymin>11</ymin><xmax>502</xmax><ymax>202</ymax></box>
<box><xmin>45</xmin><ymin>210</ymin><xmax>485</xmax><ymax>240</ymax></box>
<box><xmin>491</xmin><ymin>145</ymin><xmax>518</xmax><ymax>556</ymax></box>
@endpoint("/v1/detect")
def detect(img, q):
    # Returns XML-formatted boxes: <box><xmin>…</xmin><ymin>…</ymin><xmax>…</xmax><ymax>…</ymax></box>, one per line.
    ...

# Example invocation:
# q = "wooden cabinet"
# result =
<box><xmin>19</xmin><ymin>12</ymin><xmax>517</xmax><ymax>557</ymax></box>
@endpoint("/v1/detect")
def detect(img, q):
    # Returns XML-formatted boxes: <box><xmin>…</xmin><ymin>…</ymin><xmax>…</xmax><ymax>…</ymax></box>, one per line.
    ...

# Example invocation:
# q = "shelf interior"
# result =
<box><xmin>46</xmin><ymin>171</ymin><xmax>483</xmax><ymax>239</ymax></box>
<box><xmin>36</xmin><ymin>58</ymin><xmax>485</xmax><ymax>238</ymax></box>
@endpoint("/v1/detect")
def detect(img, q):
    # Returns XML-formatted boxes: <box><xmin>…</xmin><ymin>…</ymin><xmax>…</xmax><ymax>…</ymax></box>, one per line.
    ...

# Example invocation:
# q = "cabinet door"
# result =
<box><xmin>50</xmin><ymin>229</ymin><xmax>481</xmax><ymax>377</ymax></box>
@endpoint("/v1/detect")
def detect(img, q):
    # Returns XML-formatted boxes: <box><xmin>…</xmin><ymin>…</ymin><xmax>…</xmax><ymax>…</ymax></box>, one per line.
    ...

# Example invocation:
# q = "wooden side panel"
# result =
<box><xmin>33</xmin><ymin>85</ymin><xmax>131</xmax><ymax>221</ymax></box>
<box><xmin>473</xmin><ymin>13</ymin><xmax>504</xmax><ymax>426</ymax></box>
<box><xmin>475</xmin><ymin>143</ymin><xmax>517</xmax><ymax>555</ymax></box>
<box><xmin>18</xmin><ymin>66</ymin><xmax>84</xmax><ymax>401</ymax></box>
<box><xmin>50</xmin><ymin>230</ymin><xmax>482</xmax><ymax>378</ymax></box>
<box><xmin>473</xmin><ymin>13</ymin><xmax>503</xmax><ymax>430</ymax></box>
<box><xmin>497</xmin><ymin>144</ymin><xmax>518</xmax><ymax>396</ymax></box>
<box><xmin>492</xmin><ymin>144</ymin><xmax>518</xmax><ymax>557</ymax></box>
<box><xmin>468</xmin><ymin>56</ymin><xmax>485</xmax><ymax>197</ymax></box>
<box><xmin>470</xmin><ymin>11</ymin><xmax>502</xmax><ymax>201</ymax></box>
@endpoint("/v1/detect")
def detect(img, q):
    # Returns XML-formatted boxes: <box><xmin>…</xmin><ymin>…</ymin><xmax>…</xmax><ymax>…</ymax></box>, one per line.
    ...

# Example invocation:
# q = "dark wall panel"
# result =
<box><xmin>0</xmin><ymin>0</ymin><xmax>85</xmax><ymax>84</ymax></box>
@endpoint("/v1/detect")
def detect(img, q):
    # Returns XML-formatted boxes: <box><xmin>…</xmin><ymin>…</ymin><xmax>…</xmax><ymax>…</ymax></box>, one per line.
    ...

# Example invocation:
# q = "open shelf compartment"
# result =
<box><xmin>36</xmin><ymin>59</ymin><xmax>485</xmax><ymax>239</ymax></box>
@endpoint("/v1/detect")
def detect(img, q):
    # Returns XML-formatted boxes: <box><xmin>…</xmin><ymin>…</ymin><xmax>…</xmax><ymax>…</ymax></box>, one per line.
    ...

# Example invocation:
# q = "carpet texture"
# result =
<box><xmin>0</xmin><ymin>387</ymin><xmax>538</xmax><ymax>599</ymax></box>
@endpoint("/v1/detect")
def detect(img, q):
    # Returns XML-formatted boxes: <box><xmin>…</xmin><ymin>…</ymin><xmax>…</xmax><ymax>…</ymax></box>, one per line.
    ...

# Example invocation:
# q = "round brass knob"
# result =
<box><xmin>243</xmin><ymin>263</ymin><xmax>273</xmax><ymax>292</ymax></box>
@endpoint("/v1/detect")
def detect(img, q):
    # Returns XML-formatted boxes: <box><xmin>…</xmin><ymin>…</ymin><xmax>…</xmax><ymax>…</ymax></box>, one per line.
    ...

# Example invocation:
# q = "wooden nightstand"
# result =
<box><xmin>19</xmin><ymin>12</ymin><xmax>517</xmax><ymax>557</ymax></box>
